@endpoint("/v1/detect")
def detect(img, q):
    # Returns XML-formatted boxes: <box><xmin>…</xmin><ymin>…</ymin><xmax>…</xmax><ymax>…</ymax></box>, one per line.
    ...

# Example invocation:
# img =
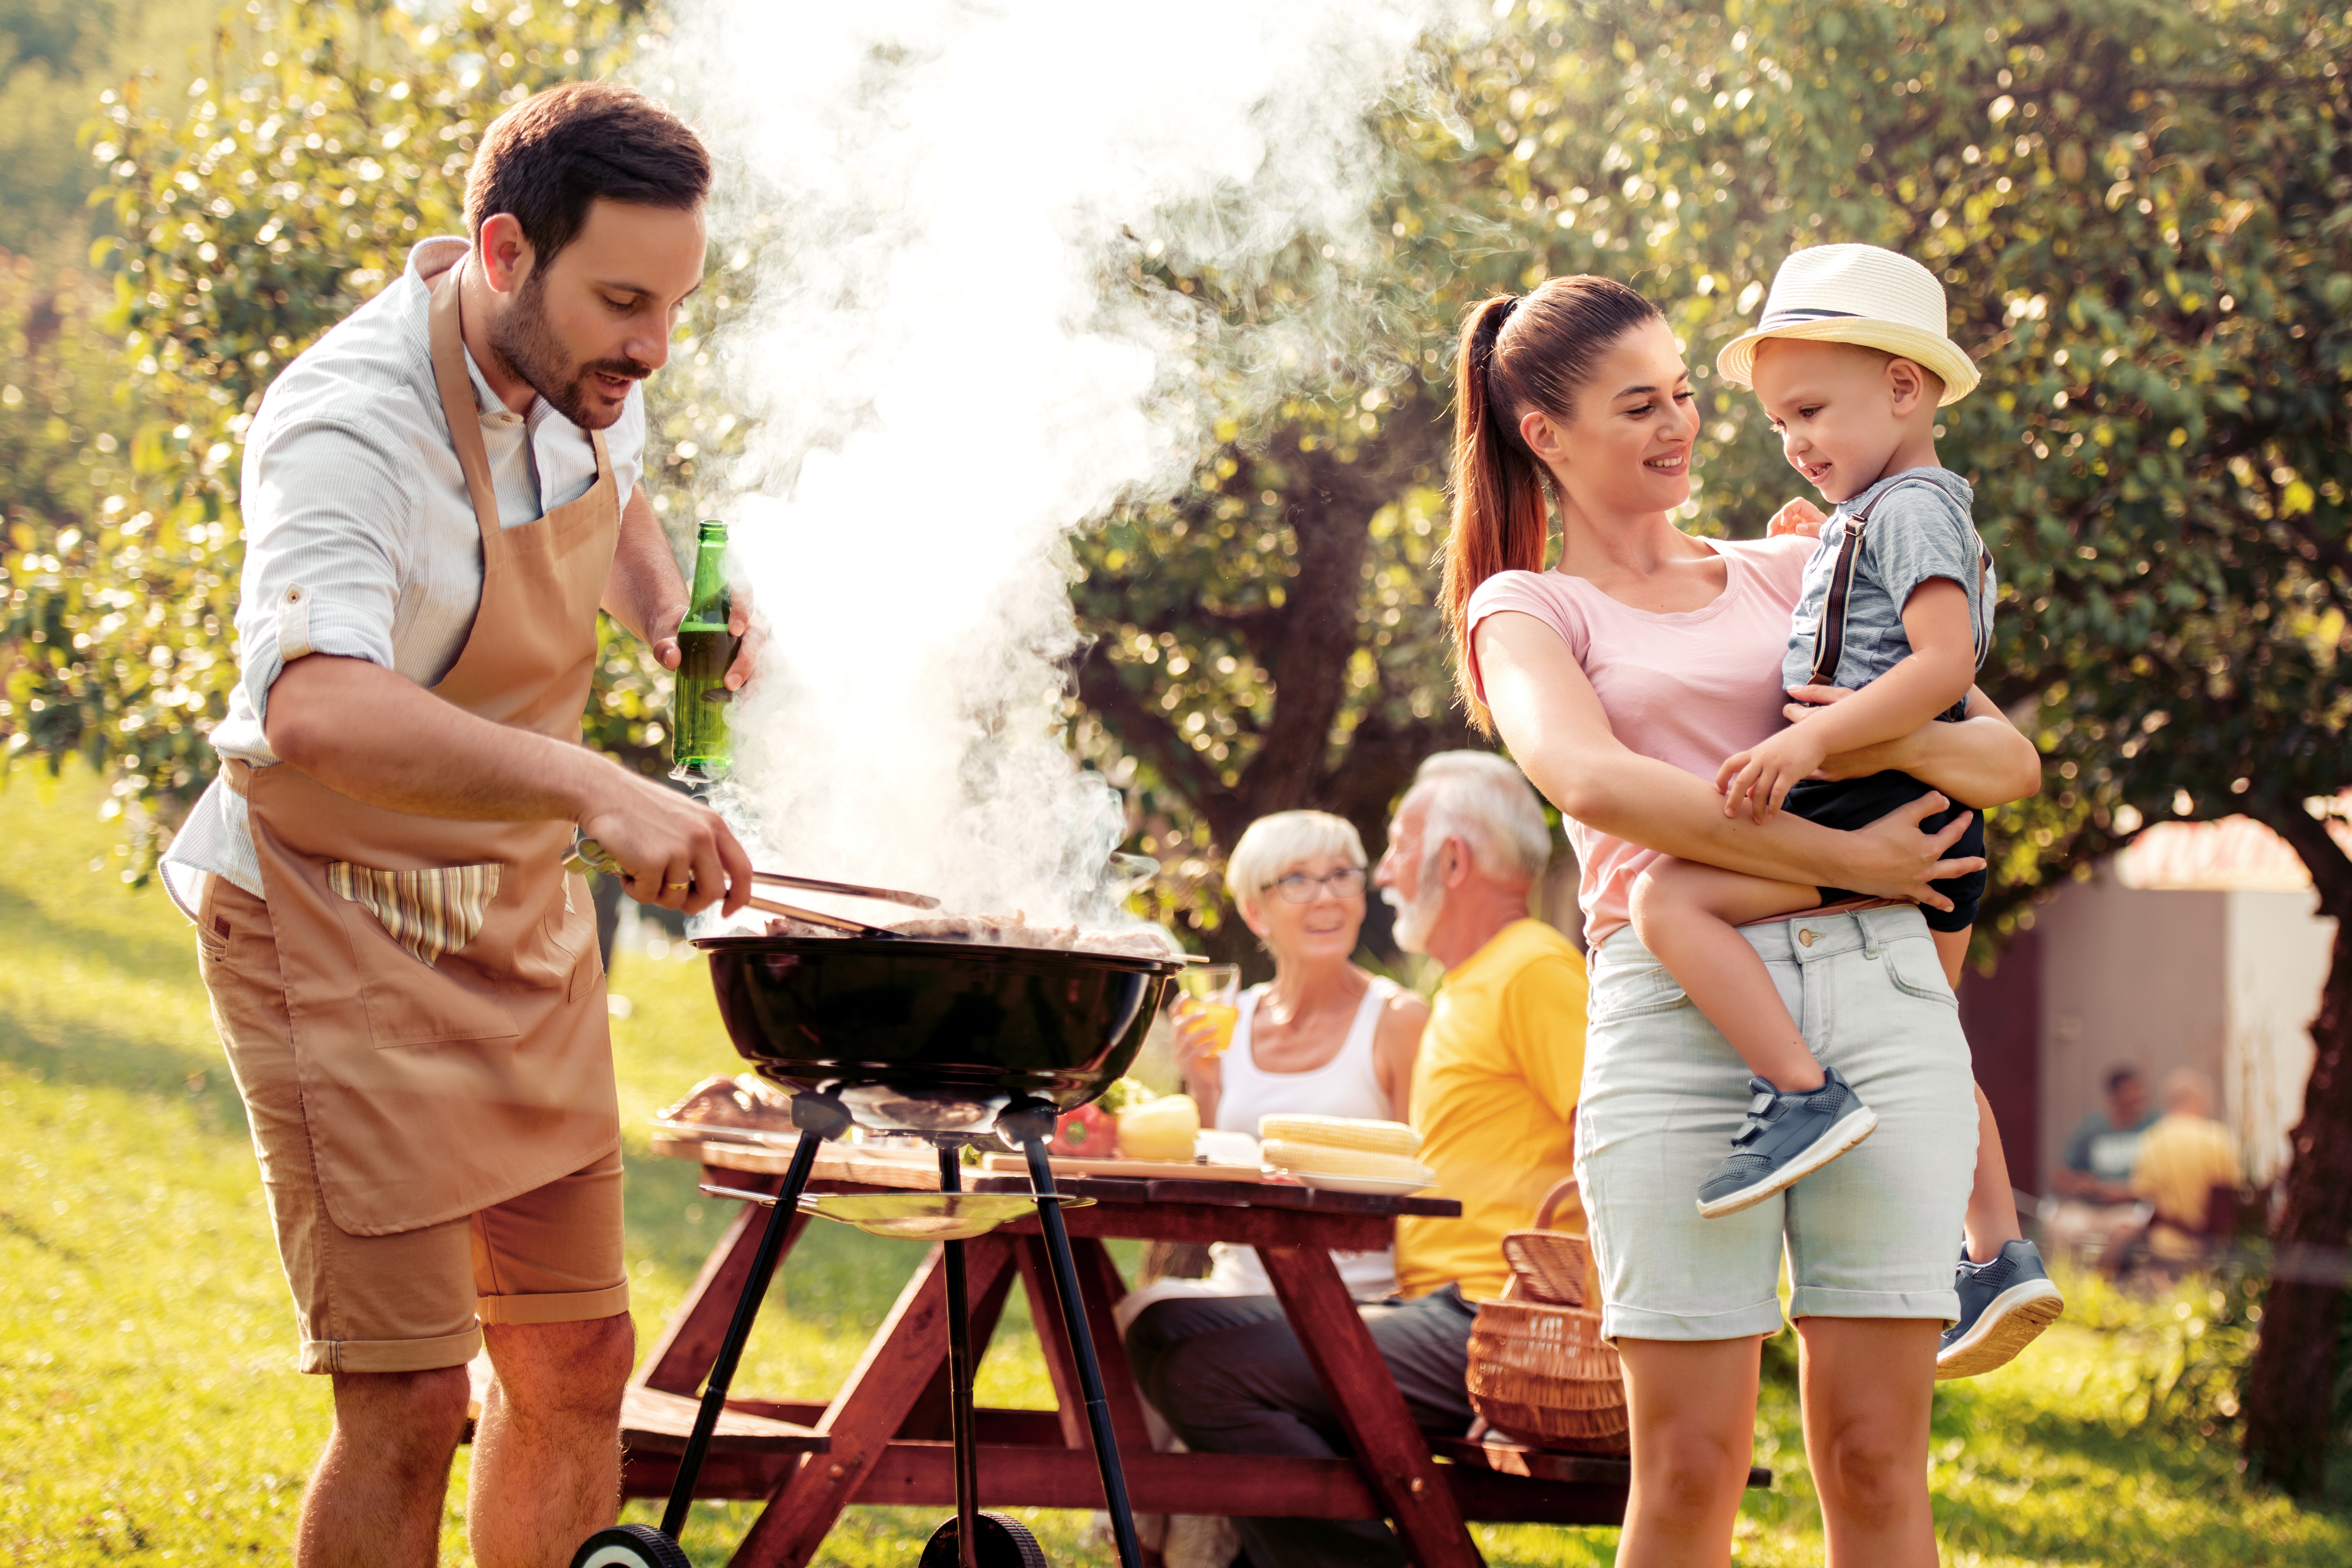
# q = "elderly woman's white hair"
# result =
<box><xmin>1224</xmin><ymin>810</ymin><xmax>1368</xmax><ymax>917</ymax></box>
<box><xmin>1408</xmin><ymin>751</ymin><xmax>1552</xmax><ymax>882</ymax></box>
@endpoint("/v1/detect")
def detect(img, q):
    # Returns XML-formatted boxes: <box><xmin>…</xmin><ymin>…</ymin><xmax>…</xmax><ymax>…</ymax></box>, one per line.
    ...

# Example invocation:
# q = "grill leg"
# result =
<box><xmin>1010</xmin><ymin>1117</ymin><xmax>1144</xmax><ymax>1568</ymax></box>
<box><xmin>937</xmin><ymin>1147</ymin><xmax>982</xmax><ymax>1568</ymax></box>
<box><xmin>659</xmin><ymin>1093</ymin><xmax>846</xmax><ymax>1541</ymax></box>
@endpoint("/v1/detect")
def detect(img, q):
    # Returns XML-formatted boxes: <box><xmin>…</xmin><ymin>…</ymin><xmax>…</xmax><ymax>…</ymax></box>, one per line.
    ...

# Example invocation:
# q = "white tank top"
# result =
<box><xmin>1209</xmin><ymin>975</ymin><xmax>1401</xmax><ymax>1301</ymax></box>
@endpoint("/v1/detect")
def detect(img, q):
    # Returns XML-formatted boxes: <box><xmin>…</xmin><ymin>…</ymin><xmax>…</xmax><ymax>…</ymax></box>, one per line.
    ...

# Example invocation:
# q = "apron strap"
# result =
<box><xmin>427</xmin><ymin>262</ymin><xmax>509</xmax><ymax>548</ymax></box>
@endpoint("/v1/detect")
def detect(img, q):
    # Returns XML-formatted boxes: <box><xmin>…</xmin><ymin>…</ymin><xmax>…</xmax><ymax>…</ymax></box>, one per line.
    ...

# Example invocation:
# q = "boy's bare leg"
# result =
<box><xmin>1631</xmin><ymin>858</ymin><xmax>1827</xmax><ymax>1090</ymax></box>
<box><xmin>1934</xmin><ymin>927</ymin><xmax>2026</xmax><ymax>1263</ymax></box>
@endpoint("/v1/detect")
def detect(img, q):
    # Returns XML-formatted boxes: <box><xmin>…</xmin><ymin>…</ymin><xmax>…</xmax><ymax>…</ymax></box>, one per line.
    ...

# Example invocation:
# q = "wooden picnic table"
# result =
<box><xmin>615</xmin><ymin>1130</ymin><xmax>1718</xmax><ymax>1566</ymax></box>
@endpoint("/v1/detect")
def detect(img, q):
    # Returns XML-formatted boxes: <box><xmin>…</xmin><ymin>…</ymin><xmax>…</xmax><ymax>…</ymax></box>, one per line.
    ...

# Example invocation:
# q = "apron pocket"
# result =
<box><xmin>325</xmin><ymin>859</ymin><xmax>521</xmax><ymax>1046</ymax></box>
<box><xmin>329</xmin><ymin>860</ymin><xmax>500</xmax><ymax>969</ymax></box>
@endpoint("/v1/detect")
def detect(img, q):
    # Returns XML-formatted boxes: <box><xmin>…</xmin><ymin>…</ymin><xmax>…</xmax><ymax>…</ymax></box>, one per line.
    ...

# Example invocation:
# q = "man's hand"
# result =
<box><xmin>605</xmin><ymin>483</ymin><xmax>762</xmax><ymax>692</ymax></box>
<box><xmin>646</xmin><ymin>580</ymin><xmax>764</xmax><ymax>692</ymax></box>
<box><xmin>577</xmin><ymin>770</ymin><xmax>753</xmax><ymax>917</ymax></box>
<box><xmin>1768</xmin><ymin>497</ymin><xmax>1829</xmax><ymax>538</ymax></box>
<box><xmin>1716</xmin><ymin>724</ymin><xmax>1832</xmax><ymax>823</ymax></box>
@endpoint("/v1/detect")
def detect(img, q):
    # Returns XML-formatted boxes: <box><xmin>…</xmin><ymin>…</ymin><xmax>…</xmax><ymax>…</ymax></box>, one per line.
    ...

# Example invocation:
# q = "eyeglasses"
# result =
<box><xmin>1268</xmin><ymin>867</ymin><xmax>1368</xmax><ymax>904</ymax></box>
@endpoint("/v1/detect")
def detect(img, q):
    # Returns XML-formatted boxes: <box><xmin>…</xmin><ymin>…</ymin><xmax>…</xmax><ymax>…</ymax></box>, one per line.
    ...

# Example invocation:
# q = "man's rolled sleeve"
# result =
<box><xmin>236</xmin><ymin>419</ymin><xmax>414</xmax><ymax>724</ymax></box>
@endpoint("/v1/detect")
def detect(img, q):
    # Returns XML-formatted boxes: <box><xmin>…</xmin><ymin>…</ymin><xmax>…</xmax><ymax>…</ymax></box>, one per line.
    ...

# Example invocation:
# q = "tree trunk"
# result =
<box><xmin>2241</xmin><ymin>806</ymin><xmax>2352</xmax><ymax>1494</ymax></box>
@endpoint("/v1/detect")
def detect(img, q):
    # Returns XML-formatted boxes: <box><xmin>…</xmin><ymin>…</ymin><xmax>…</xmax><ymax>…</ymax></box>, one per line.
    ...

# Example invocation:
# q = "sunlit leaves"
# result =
<box><xmin>2</xmin><ymin>1</ymin><xmax>676</xmax><ymax>865</ymax></box>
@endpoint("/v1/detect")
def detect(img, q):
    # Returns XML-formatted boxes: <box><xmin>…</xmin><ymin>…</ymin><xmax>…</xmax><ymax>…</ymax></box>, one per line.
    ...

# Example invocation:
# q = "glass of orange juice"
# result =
<box><xmin>1175</xmin><ymin>963</ymin><xmax>1243</xmax><ymax>1057</ymax></box>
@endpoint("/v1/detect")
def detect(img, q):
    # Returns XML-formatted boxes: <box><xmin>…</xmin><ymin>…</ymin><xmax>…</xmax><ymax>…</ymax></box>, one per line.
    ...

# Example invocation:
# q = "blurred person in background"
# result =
<box><xmin>2044</xmin><ymin>1065</ymin><xmax>2158</xmax><ymax>1261</ymax></box>
<box><xmin>2132</xmin><ymin>1069</ymin><xmax>2242</xmax><ymax>1265</ymax></box>
<box><xmin>1128</xmin><ymin>752</ymin><xmax>1585</xmax><ymax>1568</ymax></box>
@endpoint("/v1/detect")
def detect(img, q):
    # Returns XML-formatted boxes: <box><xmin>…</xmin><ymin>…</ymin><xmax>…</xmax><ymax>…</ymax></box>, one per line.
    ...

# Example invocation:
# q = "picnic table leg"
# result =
<box><xmin>1015</xmin><ymin>1239</ymin><xmax>1093</xmax><ymax>1448</ymax></box>
<box><xmin>637</xmin><ymin>1169</ymin><xmax>812</xmax><ymax>1395</ymax></box>
<box><xmin>726</xmin><ymin>1233</ymin><xmax>1017</xmax><ymax>1568</ymax></box>
<box><xmin>1010</xmin><ymin>1236</ymin><xmax>1154</xmax><ymax>1452</ymax></box>
<box><xmin>1260</xmin><ymin>1245</ymin><xmax>1483</xmax><ymax>1568</ymax></box>
<box><xmin>1071</xmin><ymin>1238</ymin><xmax>1154</xmax><ymax>1453</ymax></box>
<box><xmin>896</xmin><ymin>1253</ymin><xmax>1016</xmax><ymax>1442</ymax></box>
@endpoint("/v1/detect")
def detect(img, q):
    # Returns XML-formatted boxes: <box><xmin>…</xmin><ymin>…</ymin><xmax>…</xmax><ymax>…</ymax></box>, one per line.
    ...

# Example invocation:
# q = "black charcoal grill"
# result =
<box><xmin>570</xmin><ymin>934</ymin><xmax>1183</xmax><ymax>1568</ymax></box>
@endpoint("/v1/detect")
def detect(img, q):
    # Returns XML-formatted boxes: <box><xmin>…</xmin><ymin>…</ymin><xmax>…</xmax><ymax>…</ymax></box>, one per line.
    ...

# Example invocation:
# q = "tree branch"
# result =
<box><xmin>1073</xmin><ymin>647</ymin><xmax>1248</xmax><ymax>848</ymax></box>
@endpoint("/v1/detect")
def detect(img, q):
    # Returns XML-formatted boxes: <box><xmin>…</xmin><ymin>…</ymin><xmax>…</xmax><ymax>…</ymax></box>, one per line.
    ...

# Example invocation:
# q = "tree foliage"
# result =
<box><xmin>1080</xmin><ymin>0</ymin><xmax>2348</xmax><ymax>950</ymax></box>
<box><xmin>5</xmin><ymin>0</ymin><xmax>2352</xmax><ymax>1469</ymax></box>
<box><xmin>0</xmin><ymin>0</ymin><xmax>735</xmax><ymax>863</ymax></box>
<box><xmin>1073</xmin><ymin>0</ymin><xmax>2351</xmax><ymax>1472</ymax></box>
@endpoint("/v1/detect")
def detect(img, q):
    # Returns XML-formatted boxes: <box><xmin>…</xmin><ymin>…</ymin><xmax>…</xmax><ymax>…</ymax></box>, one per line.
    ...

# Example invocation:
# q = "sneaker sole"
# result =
<box><xmin>1695</xmin><ymin>1107</ymin><xmax>1881</xmax><ymax>1218</ymax></box>
<box><xmin>1936</xmin><ymin>1278</ymin><xmax>2066</xmax><ymax>1380</ymax></box>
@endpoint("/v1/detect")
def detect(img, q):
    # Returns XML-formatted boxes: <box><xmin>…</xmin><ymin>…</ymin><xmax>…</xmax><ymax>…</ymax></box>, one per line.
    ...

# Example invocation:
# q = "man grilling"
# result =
<box><xmin>160</xmin><ymin>84</ymin><xmax>754</xmax><ymax>1568</ymax></box>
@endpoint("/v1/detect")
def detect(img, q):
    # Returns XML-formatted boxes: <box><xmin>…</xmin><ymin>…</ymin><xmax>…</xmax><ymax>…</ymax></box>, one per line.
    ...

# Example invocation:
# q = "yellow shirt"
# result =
<box><xmin>1395</xmin><ymin>918</ymin><xmax>1589</xmax><ymax>1303</ymax></box>
<box><xmin>2131</xmin><ymin>1113</ymin><xmax>2241</xmax><ymax>1257</ymax></box>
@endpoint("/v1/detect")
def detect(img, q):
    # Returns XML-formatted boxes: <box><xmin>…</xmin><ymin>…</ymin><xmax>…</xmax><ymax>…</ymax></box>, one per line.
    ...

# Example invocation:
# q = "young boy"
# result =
<box><xmin>1629</xmin><ymin>244</ymin><xmax>2063</xmax><ymax>1376</ymax></box>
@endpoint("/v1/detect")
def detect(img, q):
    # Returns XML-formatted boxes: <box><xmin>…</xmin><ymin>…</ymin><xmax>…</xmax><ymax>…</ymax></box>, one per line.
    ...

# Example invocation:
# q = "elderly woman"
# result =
<box><xmin>1170</xmin><ymin>809</ymin><xmax>1428</xmax><ymax>1302</ymax></box>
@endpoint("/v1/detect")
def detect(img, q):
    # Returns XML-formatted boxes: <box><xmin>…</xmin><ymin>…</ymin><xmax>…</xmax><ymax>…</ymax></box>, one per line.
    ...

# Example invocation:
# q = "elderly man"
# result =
<box><xmin>1126</xmin><ymin>751</ymin><xmax>1587</xmax><ymax>1568</ymax></box>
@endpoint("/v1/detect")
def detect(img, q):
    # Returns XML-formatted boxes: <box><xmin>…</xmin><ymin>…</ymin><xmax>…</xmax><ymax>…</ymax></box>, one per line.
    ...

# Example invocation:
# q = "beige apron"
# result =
<box><xmin>230</xmin><ymin>252</ymin><xmax>620</xmax><ymax>1236</ymax></box>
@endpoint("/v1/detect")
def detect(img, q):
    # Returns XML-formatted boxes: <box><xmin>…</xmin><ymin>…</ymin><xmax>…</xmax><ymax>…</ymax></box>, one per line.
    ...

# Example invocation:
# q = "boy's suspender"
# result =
<box><xmin>1803</xmin><ymin>479</ymin><xmax>1993</xmax><ymax>721</ymax></box>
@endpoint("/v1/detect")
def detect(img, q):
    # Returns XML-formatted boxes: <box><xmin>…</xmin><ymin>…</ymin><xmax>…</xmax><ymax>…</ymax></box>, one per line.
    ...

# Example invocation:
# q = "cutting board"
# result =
<box><xmin>979</xmin><ymin>1153</ymin><xmax>1278</xmax><ymax>1184</ymax></box>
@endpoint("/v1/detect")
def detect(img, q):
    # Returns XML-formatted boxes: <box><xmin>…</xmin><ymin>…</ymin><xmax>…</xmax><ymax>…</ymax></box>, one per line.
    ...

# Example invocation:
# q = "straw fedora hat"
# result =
<box><xmin>1716</xmin><ymin>243</ymin><xmax>1979</xmax><ymax>406</ymax></box>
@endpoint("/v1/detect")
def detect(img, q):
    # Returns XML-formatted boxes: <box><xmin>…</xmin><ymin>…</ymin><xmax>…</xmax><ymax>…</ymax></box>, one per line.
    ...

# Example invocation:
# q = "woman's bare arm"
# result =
<box><xmin>1792</xmin><ymin>684</ymin><xmax>2044</xmax><ymax>809</ymax></box>
<box><xmin>1477</xmin><ymin>612</ymin><xmax>1982</xmax><ymax>907</ymax></box>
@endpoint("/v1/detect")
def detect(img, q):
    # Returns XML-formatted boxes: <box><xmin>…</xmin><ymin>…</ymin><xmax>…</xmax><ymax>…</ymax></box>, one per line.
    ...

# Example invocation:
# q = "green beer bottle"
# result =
<box><xmin>670</xmin><ymin>520</ymin><xmax>739</xmax><ymax>782</ymax></box>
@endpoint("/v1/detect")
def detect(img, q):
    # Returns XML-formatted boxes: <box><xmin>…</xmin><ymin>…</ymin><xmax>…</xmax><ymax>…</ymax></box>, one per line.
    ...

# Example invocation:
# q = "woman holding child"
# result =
<box><xmin>1444</xmin><ymin>248</ymin><xmax>2055</xmax><ymax>1564</ymax></box>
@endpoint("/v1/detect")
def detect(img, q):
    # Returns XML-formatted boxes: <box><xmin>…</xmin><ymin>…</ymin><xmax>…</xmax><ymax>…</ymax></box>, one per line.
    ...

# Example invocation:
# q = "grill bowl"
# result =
<box><xmin>693</xmin><ymin>935</ymin><xmax>1182</xmax><ymax>1133</ymax></box>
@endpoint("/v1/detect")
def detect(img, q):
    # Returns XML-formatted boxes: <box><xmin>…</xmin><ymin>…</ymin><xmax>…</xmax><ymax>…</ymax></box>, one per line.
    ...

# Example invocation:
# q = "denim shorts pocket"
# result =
<box><xmin>1883</xmin><ymin>938</ymin><xmax>1958</xmax><ymax>1008</ymax></box>
<box><xmin>1590</xmin><ymin>960</ymin><xmax>1691</xmax><ymax>1024</ymax></box>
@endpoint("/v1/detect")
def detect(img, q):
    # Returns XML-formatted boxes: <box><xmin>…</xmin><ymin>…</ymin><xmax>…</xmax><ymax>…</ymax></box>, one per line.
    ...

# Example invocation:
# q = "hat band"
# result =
<box><xmin>1756</xmin><ymin>306</ymin><xmax>1862</xmax><ymax>328</ymax></box>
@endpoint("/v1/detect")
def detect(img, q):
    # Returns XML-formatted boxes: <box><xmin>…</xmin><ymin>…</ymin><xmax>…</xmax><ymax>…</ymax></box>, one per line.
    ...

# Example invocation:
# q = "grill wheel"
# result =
<box><xmin>920</xmin><ymin>1511</ymin><xmax>1052</xmax><ymax>1568</ymax></box>
<box><xmin>568</xmin><ymin>1524</ymin><xmax>691</xmax><ymax>1568</ymax></box>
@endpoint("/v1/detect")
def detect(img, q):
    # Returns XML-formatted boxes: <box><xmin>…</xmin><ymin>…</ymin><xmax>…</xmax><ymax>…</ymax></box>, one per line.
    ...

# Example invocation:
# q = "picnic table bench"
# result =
<box><xmin>467</xmin><ymin>1132</ymin><xmax>1768</xmax><ymax>1564</ymax></box>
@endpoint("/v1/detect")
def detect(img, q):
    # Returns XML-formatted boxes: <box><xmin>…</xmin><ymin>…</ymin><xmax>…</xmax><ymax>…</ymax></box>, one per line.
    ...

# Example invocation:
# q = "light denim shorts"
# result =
<box><xmin>1576</xmin><ymin>906</ymin><xmax>1976</xmax><ymax>1341</ymax></box>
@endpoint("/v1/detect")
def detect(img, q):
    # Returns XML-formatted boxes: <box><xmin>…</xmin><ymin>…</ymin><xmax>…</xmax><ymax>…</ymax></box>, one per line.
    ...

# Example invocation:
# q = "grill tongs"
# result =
<box><xmin>566</xmin><ymin>836</ymin><xmax>937</xmax><ymax>937</ymax></box>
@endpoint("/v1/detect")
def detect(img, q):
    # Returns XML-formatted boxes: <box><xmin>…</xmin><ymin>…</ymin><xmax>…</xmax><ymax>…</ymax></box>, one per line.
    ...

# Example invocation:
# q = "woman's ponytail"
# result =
<box><xmin>1438</xmin><ymin>275</ymin><xmax>1664</xmax><ymax>730</ymax></box>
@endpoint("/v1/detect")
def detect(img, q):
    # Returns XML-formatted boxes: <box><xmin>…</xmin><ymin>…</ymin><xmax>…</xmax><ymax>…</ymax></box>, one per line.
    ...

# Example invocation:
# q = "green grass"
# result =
<box><xmin>4</xmin><ymin>761</ymin><xmax>2349</xmax><ymax>1565</ymax></box>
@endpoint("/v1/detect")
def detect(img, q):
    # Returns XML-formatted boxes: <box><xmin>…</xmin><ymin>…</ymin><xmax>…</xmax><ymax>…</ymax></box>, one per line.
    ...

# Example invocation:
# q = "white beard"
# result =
<box><xmin>1383</xmin><ymin>879</ymin><xmax>1443</xmax><ymax>956</ymax></box>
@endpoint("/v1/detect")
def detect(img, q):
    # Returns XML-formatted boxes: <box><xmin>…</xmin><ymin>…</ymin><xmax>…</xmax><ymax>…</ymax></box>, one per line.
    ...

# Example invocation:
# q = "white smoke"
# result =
<box><xmin>648</xmin><ymin>0</ymin><xmax>1464</xmax><ymax>928</ymax></box>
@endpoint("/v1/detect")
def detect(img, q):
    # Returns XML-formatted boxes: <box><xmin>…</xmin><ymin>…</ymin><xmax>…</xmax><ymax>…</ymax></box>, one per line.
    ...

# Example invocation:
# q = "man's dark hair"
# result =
<box><xmin>2105</xmin><ymin>1064</ymin><xmax>2145</xmax><ymax>1097</ymax></box>
<box><xmin>464</xmin><ymin>82</ymin><xmax>709</xmax><ymax>266</ymax></box>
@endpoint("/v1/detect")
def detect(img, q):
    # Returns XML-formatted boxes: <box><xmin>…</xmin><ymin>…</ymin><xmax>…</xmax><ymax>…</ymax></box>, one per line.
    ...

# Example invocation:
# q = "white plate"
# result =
<box><xmin>1285</xmin><ymin>1169</ymin><xmax>1435</xmax><ymax>1196</ymax></box>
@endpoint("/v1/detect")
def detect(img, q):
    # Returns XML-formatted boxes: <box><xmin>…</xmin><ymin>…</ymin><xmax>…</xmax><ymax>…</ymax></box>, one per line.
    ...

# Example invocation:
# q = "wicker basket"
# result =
<box><xmin>1466</xmin><ymin>1177</ymin><xmax>1630</xmax><ymax>1455</ymax></box>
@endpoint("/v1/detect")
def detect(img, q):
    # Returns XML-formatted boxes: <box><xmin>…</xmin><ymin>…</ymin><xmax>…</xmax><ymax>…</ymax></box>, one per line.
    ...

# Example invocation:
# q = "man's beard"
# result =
<box><xmin>487</xmin><ymin>270</ymin><xmax>646</xmax><ymax>431</ymax></box>
<box><xmin>1382</xmin><ymin>843</ymin><xmax>1449</xmax><ymax>955</ymax></box>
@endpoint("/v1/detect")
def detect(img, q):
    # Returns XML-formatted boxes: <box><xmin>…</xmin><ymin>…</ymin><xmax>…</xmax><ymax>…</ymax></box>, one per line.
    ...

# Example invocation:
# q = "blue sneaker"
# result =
<box><xmin>1695</xmin><ymin>1067</ymin><xmax>1879</xmax><ymax>1218</ymax></box>
<box><xmin>1937</xmin><ymin>1239</ymin><xmax>2065</xmax><ymax>1379</ymax></box>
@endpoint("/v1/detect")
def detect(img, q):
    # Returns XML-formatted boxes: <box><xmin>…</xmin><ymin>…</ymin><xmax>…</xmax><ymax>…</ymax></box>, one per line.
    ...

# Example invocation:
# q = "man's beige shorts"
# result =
<box><xmin>198</xmin><ymin>877</ymin><xmax>629</xmax><ymax>1374</ymax></box>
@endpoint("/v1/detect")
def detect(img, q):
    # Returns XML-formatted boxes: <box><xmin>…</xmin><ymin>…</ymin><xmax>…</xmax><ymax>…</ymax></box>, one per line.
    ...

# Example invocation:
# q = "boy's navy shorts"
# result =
<box><xmin>1785</xmin><ymin>769</ymin><xmax>1986</xmax><ymax>933</ymax></box>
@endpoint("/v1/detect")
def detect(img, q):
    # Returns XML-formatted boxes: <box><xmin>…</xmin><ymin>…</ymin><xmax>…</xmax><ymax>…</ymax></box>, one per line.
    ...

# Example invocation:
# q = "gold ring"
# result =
<box><xmin>663</xmin><ymin>880</ymin><xmax>690</xmax><ymax>892</ymax></box>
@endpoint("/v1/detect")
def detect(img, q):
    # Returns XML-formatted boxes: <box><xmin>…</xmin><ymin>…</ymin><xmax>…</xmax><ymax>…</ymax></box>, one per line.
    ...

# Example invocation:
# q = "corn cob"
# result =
<box><xmin>1255</xmin><ymin>1114</ymin><xmax>1422</xmax><ymax>1156</ymax></box>
<box><xmin>1260</xmin><ymin>1138</ymin><xmax>1436</xmax><ymax>1185</ymax></box>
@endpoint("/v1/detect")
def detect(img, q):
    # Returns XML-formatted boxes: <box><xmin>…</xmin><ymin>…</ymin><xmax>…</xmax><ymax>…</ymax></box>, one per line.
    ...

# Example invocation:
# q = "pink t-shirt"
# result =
<box><xmin>1465</xmin><ymin>535</ymin><xmax>1816</xmax><ymax>946</ymax></box>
